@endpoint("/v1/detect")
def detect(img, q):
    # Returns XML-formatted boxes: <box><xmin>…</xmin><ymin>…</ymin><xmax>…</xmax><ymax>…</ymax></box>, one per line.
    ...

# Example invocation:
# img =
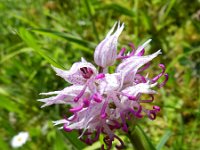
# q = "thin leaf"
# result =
<box><xmin>156</xmin><ymin>130</ymin><xmax>172</xmax><ymax>150</ymax></box>
<box><xmin>84</xmin><ymin>0</ymin><xmax>99</xmax><ymax>42</ymax></box>
<box><xmin>18</xmin><ymin>28</ymin><xmax>65</xmax><ymax>69</ymax></box>
<box><xmin>54</xmin><ymin>131</ymin><xmax>69</xmax><ymax>150</ymax></box>
<box><xmin>12</xmin><ymin>14</ymin><xmax>38</xmax><ymax>28</ymax></box>
<box><xmin>0</xmin><ymin>95</ymin><xmax>22</xmax><ymax>116</ymax></box>
<box><xmin>0</xmin><ymin>47</ymin><xmax>33</xmax><ymax>64</ymax></box>
<box><xmin>31</xmin><ymin>28</ymin><xmax>96</xmax><ymax>51</ymax></box>
<box><xmin>162</xmin><ymin>0</ymin><xmax>176</xmax><ymax>21</ymax></box>
<box><xmin>63</xmin><ymin>131</ymin><xmax>86</xmax><ymax>150</ymax></box>
<box><xmin>166</xmin><ymin>46</ymin><xmax>200</xmax><ymax>72</ymax></box>
<box><xmin>97</xmin><ymin>3</ymin><xmax>134</xmax><ymax>17</ymax></box>
<box><xmin>128</xmin><ymin>125</ymin><xmax>156</xmax><ymax>150</ymax></box>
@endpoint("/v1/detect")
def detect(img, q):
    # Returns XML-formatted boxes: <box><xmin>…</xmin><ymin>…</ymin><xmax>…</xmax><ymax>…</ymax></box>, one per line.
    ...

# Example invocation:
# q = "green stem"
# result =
<box><xmin>127</xmin><ymin>125</ymin><xmax>156</xmax><ymax>150</ymax></box>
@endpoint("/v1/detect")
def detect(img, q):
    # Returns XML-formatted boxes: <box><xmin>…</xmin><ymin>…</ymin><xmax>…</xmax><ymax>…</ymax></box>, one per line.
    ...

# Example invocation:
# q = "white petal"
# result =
<box><xmin>81</xmin><ymin>57</ymin><xmax>87</xmax><ymax>63</ymax></box>
<box><xmin>52</xmin><ymin>119</ymin><xmax>68</xmax><ymax>126</ymax></box>
<box><xmin>94</xmin><ymin>22</ymin><xmax>124</xmax><ymax>68</ymax></box>
<box><xmin>106</xmin><ymin>22</ymin><xmax>117</xmax><ymax>38</ymax></box>
<box><xmin>116</xmin><ymin>50</ymin><xmax>162</xmax><ymax>83</ymax></box>
<box><xmin>39</xmin><ymin>91</ymin><xmax>60</xmax><ymax>95</ymax></box>
<box><xmin>135</xmin><ymin>39</ymin><xmax>152</xmax><ymax>55</ymax></box>
<box><xmin>114</xmin><ymin>22</ymin><xmax>124</xmax><ymax>37</ymax></box>
<box><xmin>67</xmin><ymin>118</ymin><xmax>85</xmax><ymax>129</ymax></box>
<box><xmin>51</xmin><ymin>65</ymin><xmax>68</xmax><ymax>80</ymax></box>
<box><xmin>11</xmin><ymin>132</ymin><xmax>29</xmax><ymax>148</ymax></box>
<box><xmin>52</xmin><ymin>60</ymin><xmax>97</xmax><ymax>85</ymax></box>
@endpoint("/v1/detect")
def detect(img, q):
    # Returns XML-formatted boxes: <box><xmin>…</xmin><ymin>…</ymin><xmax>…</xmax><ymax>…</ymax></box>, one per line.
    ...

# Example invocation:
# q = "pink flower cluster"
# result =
<box><xmin>39</xmin><ymin>22</ymin><xmax>168</xmax><ymax>149</ymax></box>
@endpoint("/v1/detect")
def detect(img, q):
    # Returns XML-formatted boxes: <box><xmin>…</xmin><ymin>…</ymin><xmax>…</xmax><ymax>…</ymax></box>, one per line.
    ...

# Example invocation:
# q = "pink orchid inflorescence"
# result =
<box><xmin>39</xmin><ymin>22</ymin><xmax>168</xmax><ymax>149</ymax></box>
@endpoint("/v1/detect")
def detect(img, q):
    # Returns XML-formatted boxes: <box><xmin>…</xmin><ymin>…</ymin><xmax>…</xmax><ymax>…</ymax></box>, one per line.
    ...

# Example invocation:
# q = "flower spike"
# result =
<box><xmin>39</xmin><ymin>22</ymin><xmax>168</xmax><ymax>149</ymax></box>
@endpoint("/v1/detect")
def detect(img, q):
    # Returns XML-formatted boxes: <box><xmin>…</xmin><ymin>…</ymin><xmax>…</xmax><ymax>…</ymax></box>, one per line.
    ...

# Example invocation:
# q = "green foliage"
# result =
<box><xmin>156</xmin><ymin>130</ymin><xmax>172</xmax><ymax>150</ymax></box>
<box><xmin>0</xmin><ymin>0</ymin><xmax>199</xmax><ymax>149</ymax></box>
<box><xmin>18</xmin><ymin>28</ymin><xmax>65</xmax><ymax>69</ymax></box>
<box><xmin>128</xmin><ymin>125</ymin><xmax>156</xmax><ymax>150</ymax></box>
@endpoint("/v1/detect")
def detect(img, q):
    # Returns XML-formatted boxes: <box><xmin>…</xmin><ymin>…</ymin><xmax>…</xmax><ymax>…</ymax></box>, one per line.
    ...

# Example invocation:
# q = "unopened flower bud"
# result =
<box><xmin>94</xmin><ymin>22</ymin><xmax>124</xmax><ymax>68</ymax></box>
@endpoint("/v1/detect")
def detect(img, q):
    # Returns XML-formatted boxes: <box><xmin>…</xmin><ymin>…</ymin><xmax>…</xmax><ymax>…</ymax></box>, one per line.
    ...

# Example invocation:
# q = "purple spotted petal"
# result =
<box><xmin>52</xmin><ymin>58</ymin><xmax>97</xmax><ymax>85</ymax></box>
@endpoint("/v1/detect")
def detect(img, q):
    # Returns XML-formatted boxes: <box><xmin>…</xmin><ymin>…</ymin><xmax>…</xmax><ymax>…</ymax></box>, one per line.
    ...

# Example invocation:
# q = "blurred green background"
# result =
<box><xmin>0</xmin><ymin>0</ymin><xmax>199</xmax><ymax>149</ymax></box>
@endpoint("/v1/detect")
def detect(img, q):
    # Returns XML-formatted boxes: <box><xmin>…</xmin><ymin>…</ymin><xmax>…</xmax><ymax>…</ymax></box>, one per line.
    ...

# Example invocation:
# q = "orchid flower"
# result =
<box><xmin>39</xmin><ymin>22</ymin><xmax>168</xmax><ymax>149</ymax></box>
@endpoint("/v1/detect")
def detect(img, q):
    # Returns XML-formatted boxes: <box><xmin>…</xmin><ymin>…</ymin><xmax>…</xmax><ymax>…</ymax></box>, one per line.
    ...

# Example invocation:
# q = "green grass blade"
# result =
<box><xmin>0</xmin><ymin>47</ymin><xmax>33</xmax><ymax>64</ymax></box>
<box><xmin>12</xmin><ymin>14</ymin><xmax>38</xmax><ymax>28</ymax></box>
<box><xmin>84</xmin><ymin>0</ymin><xmax>99</xmax><ymax>42</ymax></box>
<box><xmin>128</xmin><ymin>125</ymin><xmax>156</xmax><ymax>150</ymax></box>
<box><xmin>0</xmin><ymin>95</ymin><xmax>22</xmax><ymax>116</ymax></box>
<box><xmin>156</xmin><ymin>130</ymin><xmax>172</xmax><ymax>150</ymax></box>
<box><xmin>53</xmin><ymin>131</ymin><xmax>69</xmax><ymax>150</ymax></box>
<box><xmin>98</xmin><ymin>3</ymin><xmax>134</xmax><ymax>17</ymax></box>
<box><xmin>137</xmin><ymin>125</ymin><xmax>156</xmax><ymax>150</ymax></box>
<box><xmin>18</xmin><ymin>28</ymin><xmax>65</xmax><ymax>69</ymax></box>
<box><xmin>166</xmin><ymin>46</ymin><xmax>200</xmax><ymax>72</ymax></box>
<box><xmin>31</xmin><ymin>28</ymin><xmax>96</xmax><ymax>51</ymax></box>
<box><xmin>162</xmin><ymin>0</ymin><xmax>176</xmax><ymax>21</ymax></box>
<box><xmin>63</xmin><ymin>131</ymin><xmax>87</xmax><ymax>150</ymax></box>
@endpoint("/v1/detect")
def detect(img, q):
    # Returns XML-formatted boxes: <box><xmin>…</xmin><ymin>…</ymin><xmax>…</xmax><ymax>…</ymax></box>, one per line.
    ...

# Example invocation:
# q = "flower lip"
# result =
<box><xmin>80</xmin><ymin>67</ymin><xmax>94</xmax><ymax>79</ymax></box>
